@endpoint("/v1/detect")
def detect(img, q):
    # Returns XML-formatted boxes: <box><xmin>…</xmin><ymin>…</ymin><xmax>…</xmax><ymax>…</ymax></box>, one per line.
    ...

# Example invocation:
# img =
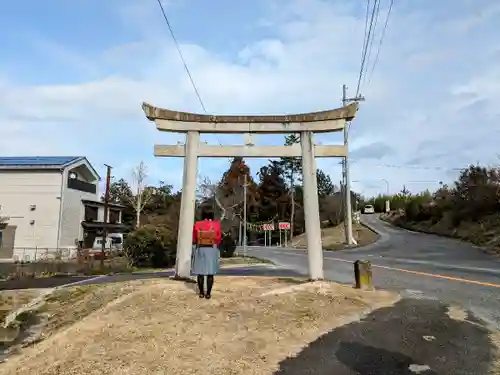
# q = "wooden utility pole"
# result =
<box><xmin>101</xmin><ymin>164</ymin><xmax>113</xmax><ymax>268</ymax></box>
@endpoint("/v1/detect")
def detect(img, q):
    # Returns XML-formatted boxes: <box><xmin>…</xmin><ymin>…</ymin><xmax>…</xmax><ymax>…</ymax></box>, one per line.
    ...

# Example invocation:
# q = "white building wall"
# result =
<box><xmin>0</xmin><ymin>170</ymin><xmax>62</xmax><ymax>253</ymax></box>
<box><xmin>59</xmin><ymin>165</ymin><xmax>100</xmax><ymax>249</ymax></box>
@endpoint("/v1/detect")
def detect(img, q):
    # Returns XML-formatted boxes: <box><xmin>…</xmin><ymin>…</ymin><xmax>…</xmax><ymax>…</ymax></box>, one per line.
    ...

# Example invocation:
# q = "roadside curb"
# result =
<box><xmin>359</xmin><ymin>221</ymin><xmax>381</xmax><ymax>237</ymax></box>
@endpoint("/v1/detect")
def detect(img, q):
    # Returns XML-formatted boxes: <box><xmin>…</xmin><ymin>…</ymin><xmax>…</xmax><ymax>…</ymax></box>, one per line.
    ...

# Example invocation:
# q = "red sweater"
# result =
<box><xmin>192</xmin><ymin>219</ymin><xmax>222</xmax><ymax>245</ymax></box>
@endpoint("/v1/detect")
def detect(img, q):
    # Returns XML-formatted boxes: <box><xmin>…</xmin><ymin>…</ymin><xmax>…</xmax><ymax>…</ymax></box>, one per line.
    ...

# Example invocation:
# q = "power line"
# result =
<box><xmin>155</xmin><ymin>0</ymin><xmax>206</xmax><ymax>113</ymax></box>
<box><xmin>361</xmin><ymin>0</ymin><xmax>382</xmax><ymax>88</ymax></box>
<box><xmin>355</xmin><ymin>0</ymin><xmax>372</xmax><ymax>98</ymax></box>
<box><xmin>338</xmin><ymin>160</ymin><xmax>467</xmax><ymax>171</ymax></box>
<box><xmin>155</xmin><ymin>0</ymin><xmax>231</xmax><ymax>163</ymax></box>
<box><xmin>355</xmin><ymin>0</ymin><xmax>380</xmax><ymax>97</ymax></box>
<box><xmin>366</xmin><ymin>0</ymin><xmax>395</xmax><ymax>85</ymax></box>
<box><xmin>365</xmin><ymin>164</ymin><xmax>463</xmax><ymax>171</ymax></box>
<box><xmin>360</xmin><ymin>0</ymin><xmax>371</xmax><ymax>68</ymax></box>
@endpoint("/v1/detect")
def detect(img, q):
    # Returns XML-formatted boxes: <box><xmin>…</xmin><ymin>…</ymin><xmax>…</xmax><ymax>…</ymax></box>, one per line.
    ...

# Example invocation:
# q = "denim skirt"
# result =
<box><xmin>191</xmin><ymin>245</ymin><xmax>220</xmax><ymax>275</ymax></box>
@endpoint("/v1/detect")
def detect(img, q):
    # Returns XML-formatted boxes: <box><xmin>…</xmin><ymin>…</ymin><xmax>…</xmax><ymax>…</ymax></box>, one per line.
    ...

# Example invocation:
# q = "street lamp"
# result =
<box><xmin>381</xmin><ymin>179</ymin><xmax>390</xmax><ymax>213</ymax></box>
<box><xmin>381</xmin><ymin>179</ymin><xmax>389</xmax><ymax>195</ymax></box>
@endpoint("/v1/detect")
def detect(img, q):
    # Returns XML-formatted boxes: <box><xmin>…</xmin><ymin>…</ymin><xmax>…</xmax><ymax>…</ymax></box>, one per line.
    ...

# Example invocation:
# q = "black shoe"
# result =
<box><xmin>205</xmin><ymin>294</ymin><xmax>211</xmax><ymax>299</ymax></box>
<box><xmin>199</xmin><ymin>293</ymin><xmax>205</xmax><ymax>298</ymax></box>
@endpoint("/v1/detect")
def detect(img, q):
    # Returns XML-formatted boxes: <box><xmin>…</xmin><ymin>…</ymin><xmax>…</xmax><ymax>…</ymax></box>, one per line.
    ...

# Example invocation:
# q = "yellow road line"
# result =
<box><xmin>325</xmin><ymin>256</ymin><xmax>500</xmax><ymax>288</ymax></box>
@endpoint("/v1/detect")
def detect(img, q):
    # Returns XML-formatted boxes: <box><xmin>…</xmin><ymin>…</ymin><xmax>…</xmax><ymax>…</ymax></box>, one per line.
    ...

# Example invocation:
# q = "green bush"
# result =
<box><xmin>123</xmin><ymin>224</ymin><xmax>176</xmax><ymax>268</ymax></box>
<box><xmin>219</xmin><ymin>234</ymin><xmax>237</xmax><ymax>258</ymax></box>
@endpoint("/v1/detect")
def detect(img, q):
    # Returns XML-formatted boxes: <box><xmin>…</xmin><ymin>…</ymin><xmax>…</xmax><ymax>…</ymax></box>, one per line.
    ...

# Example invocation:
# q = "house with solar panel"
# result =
<box><xmin>0</xmin><ymin>156</ymin><xmax>127</xmax><ymax>261</ymax></box>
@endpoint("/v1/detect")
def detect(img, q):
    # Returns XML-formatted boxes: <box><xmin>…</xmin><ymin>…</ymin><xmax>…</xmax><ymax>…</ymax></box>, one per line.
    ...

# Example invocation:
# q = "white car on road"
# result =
<box><xmin>363</xmin><ymin>205</ymin><xmax>375</xmax><ymax>214</ymax></box>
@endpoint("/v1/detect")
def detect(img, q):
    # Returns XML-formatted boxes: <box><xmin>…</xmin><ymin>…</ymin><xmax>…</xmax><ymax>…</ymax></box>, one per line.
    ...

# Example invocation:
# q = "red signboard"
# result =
<box><xmin>262</xmin><ymin>224</ymin><xmax>275</xmax><ymax>231</ymax></box>
<box><xmin>278</xmin><ymin>222</ymin><xmax>291</xmax><ymax>230</ymax></box>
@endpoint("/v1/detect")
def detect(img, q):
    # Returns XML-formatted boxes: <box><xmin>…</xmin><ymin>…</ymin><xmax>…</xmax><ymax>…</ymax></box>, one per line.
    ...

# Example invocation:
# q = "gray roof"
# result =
<box><xmin>0</xmin><ymin>156</ymin><xmax>100</xmax><ymax>179</ymax></box>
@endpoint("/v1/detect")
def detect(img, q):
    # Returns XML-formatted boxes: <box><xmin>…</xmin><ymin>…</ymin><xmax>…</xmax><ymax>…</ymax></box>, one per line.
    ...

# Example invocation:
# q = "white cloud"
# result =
<box><xmin>0</xmin><ymin>0</ymin><xmax>499</xmax><ymax>196</ymax></box>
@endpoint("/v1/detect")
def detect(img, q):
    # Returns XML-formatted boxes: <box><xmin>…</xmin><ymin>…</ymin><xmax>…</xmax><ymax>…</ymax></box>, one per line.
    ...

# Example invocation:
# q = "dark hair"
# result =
<box><xmin>201</xmin><ymin>210</ymin><xmax>215</xmax><ymax>220</ymax></box>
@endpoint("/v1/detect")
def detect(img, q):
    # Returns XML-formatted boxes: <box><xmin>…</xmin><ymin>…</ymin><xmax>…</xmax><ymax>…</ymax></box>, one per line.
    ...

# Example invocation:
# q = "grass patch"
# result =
<box><xmin>275</xmin><ymin>277</ymin><xmax>307</xmax><ymax>284</ymax></box>
<box><xmin>38</xmin><ymin>282</ymin><xmax>144</xmax><ymax>336</ymax></box>
<box><xmin>221</xmin><ymin>256</ymin><xmax>274</xmax><ymax>265</ymax></box>
<box><xmin>293</xmin><ymin>222</ymin><xmax>379</xmax><ymax>250</ymax></box>
<box><xmin>0</xmin><ymin>278</ymin><xmax>399</xmax><ymax>375</ymax></box>
<box><xmin>0</xmin><ymin>290</ymin><xmax>43</xmax><ymax>324</ymax></box>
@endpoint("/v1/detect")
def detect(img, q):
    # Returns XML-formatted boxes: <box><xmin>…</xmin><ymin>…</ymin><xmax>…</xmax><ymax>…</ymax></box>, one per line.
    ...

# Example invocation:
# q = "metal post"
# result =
<box><xmin>175</xmin><ymin>131</ymin><xmax>199</xmax><ymax>278</ymax></box>
<box><xmin>238</xmin><ymin>219</ymin><xmax>242</xmax><ymax>247</ymax></box>
<box><xmin>101</xmin><ymin>164</ymin><xmax>112</xmax><ymax>268</ymax></box>
<box><xmin>301</xmin><ymin>131</ymin><xmax>324</xmax><ymax>280</ymax></box>
<box><xmin>382</xmin><ymin>178</ymin><xmax>390</xmax><ymax>212</ymax></box>
<box><xmin>243</xmin><ymin>173</ymin><xmax>247</xmax><ymax>257</ymax></box>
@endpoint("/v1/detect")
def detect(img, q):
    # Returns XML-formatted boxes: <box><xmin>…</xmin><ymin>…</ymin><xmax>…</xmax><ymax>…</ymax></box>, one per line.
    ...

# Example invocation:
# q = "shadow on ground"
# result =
<box><xmin>273</xmin><ymin>299</ymin><xmax>494</xmax><ymax>375</ymax></box>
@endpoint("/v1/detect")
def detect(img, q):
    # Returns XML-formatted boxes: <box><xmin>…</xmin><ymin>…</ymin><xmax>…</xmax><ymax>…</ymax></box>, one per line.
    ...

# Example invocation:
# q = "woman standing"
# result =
<box><xmin>192</xmin><ymin>210</ymin><xmax>222</xmax><ymax>299</ymax></box>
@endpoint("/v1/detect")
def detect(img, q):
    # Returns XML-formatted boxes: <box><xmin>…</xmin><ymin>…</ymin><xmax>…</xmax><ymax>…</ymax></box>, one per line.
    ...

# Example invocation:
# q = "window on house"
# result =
<box><xmin>68</xmin><ymin>178</ymin><xmax>97</xmax><ymax>194</ymax></box>
<box><xmin>109</xmin><ymin>209</ymin><xmax>120</xmax><ymax>224</ymax></box>
<box><xmin>84</xmin><ymin>205</ymin><xmax>99</xmax><ymax>222</ymax></box>
<box><xmin>0</xmin><ymin>231</ymin><xmax>3</xmax><ymax>248</ymax></box>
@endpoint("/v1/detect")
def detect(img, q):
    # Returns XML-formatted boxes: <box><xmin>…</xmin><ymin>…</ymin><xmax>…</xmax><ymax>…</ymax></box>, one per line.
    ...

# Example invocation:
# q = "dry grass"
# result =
<box><xmin>0</xmin><ymin>277</ymin><xmax>399</xmax><ymax>375</ymax></box>
<box><xmin>292</xmin><ymin>222</ymin><xmax>379</xmax><ymax>249</ymax></box>
<box><xmin>491</xmin><ymin>332</ymin><xmax>500</xmax><ymax>374</ymax></box>
<box><xmin>0</xmin><ymin>289</ymin><xmax>44</xmax><ymax>323</ymax></box>
<box><xmin>38</xmin><ymin>282</ymin><xmax>149</xmax><ymax>336</ymax></box>
<box><xmin>220</xmin><ymin>256</ymin><xmax>272</xmax><ymax>266</ymax></box>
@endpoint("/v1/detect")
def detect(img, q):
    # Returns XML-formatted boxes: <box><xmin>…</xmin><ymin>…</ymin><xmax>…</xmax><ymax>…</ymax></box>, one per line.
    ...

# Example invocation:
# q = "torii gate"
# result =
<box><xmin>142</xmin><ymin>102</ymin><xmax>358</xmax><ymax>280</ymax></box>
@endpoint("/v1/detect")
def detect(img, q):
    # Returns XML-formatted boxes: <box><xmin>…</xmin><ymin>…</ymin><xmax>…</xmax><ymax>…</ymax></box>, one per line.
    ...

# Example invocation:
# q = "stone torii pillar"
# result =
<box><xmin>142</xmin><ymin>103</ymin><xmax>358</xmax><ymax>280</ymax></box>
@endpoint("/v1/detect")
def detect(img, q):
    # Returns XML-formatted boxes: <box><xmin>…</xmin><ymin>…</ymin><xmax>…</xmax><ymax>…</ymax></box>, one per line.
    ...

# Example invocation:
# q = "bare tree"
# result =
<box><xmin>197</xmin><ymin>176</ymin><xmax>243</xmax><ymax>225</ymax></box>
<box><xmin>197</xmin><ymin>176</ymin><xmax>237</xmax><ymax>221</ymax></box>
<box><xmin>129</xmin><ymin>161</ymin><xmax>153</xmax><ymax>228</ymax></box>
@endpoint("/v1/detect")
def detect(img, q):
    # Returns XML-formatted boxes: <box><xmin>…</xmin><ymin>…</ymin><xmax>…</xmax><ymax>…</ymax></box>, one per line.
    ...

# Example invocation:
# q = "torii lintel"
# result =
<box><xmin>142</xmin><ymin>102</ymin><xmax>358</xmax><ymax>133</ymax></box>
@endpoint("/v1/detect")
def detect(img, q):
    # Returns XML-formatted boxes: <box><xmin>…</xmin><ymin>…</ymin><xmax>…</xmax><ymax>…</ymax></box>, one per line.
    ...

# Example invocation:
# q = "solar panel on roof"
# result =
<box><xmin>0</xmin><ymin>156</ymin><xmax>82</xmax><ymax>166</ymax></box>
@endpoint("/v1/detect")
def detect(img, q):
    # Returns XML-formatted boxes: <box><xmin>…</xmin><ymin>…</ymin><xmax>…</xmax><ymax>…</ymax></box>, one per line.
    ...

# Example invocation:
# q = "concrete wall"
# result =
<box><xmin>0</xmin><ymin>170</ymin><xmax>62</xmax><ymax>253</ymax></box>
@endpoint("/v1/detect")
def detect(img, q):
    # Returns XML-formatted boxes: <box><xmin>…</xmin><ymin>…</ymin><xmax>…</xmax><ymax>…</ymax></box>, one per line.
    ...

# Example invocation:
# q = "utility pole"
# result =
<box><xmin>243</xmin><ymin>173</ymin><xmax>248</xmax><ymax>257</ymax></box>
<box><xmin>342</xmin><ymin>84</ymin><xmax>365</xmax><ymax>245</ymax></box>
<box><xmin>101</xmin><ymin>164</ymin><xmax>112</xmax><ymax>268</ymax></box>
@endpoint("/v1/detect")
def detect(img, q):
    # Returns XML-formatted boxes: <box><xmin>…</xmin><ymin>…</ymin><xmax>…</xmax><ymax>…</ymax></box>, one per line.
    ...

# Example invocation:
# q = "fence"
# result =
<box><xmin>0</xmin><ymin>248</ymin><xmax>129</xmax><ymax>280</ymax></box>
<box><xmin>11</xmin><ymin>247</ymin><xmax>78</xmax><ymax>263</ymax></box>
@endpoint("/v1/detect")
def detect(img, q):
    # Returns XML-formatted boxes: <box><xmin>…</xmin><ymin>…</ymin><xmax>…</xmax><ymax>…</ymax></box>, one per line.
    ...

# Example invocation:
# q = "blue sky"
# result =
<box><xmin>1</xmin><ymin>0</ymin><xmax>499</xmax><ymax>197</ymax></box>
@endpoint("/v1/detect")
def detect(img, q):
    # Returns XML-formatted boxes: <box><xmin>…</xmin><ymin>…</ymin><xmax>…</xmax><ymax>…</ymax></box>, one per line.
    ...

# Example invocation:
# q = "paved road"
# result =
<box><xmin>247</xmin><ymin>214</ymin><xmax>500</xmax><ymax>329</ymax></box>
<box><xmin>275</xmin><ymin>298</ymin><xmax>494</xmax><ymax>375</ymax></box>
